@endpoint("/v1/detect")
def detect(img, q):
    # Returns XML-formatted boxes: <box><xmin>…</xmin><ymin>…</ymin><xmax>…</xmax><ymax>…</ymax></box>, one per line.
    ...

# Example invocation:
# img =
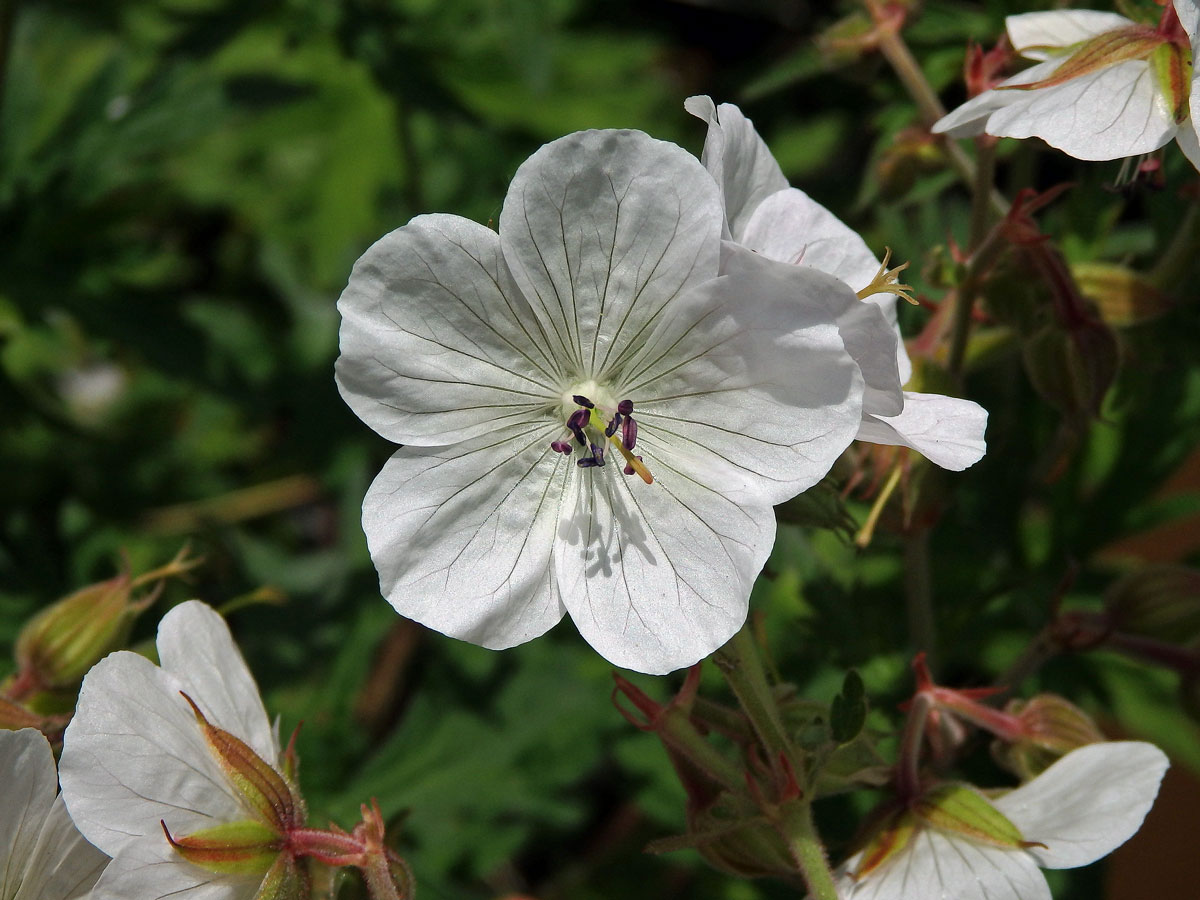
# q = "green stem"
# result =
<box><xmin>0</xmin><ymin>0</ymin><xmax>18</xmax><ymax>124</ymax></box>
<box><xmin>712</xmin><ymin>625</ymin><xmax>792</xmax><ymax>761</ymax></box>
<box><xmin>1148</xmin><ymin>200</ymin><xmax>1200</xmax><ymax>292</ymax></box>
<box><xmin>777</xmin><ymin>800</ymin><xmax>840</xmax><ymax>900</ymax></box>
<box><xmin>870</xmin><ymin>5</ymin><xmax>1008</xmax><ymax>216</ymax></box>
<box><xmin>903</xmin><ymin>528</ymin><xmax>936</xmax><ymax>663</ymax></box>
<box><xmin>947</xmin><ymin>138</ymin><xmax>998</xmax><ymax>382</ymax></box>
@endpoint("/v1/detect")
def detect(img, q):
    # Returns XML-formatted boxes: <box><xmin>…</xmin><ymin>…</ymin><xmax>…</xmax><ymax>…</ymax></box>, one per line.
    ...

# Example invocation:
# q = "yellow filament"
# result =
<box><xmin>854</xmin><ymin>464</ymin><xmax>903</xmax><ymax>548</ymax></box>
<box><xmin>606</xmin><ymin>432</ymin><xmax>653</xmax><ymax>485</ymax></box>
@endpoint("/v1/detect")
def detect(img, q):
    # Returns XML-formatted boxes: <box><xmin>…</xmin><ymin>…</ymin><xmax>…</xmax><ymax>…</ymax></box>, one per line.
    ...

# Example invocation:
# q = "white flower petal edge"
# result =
<box><xmin>840</xmin><ymin>826</ymin><xmax>1050</xmax><ymax>900</ymax></box>
<box><xmin>1180</xmin><ymin>0</ymin><xmax>1200</xmax><ymax>170</ymax></box>
<box><xmin>994</xmin><ymin>740</ymin><xmax>1169</xmax><ymax>869</ymax></box>
<box><xmin>0</xmin><ymin>729</ymin><xmax>106</xmax><ymax>900</ymax></box>
<box><xmin>342</xmin><ymin>128</ymin><xmax>868</xmax><ymax>674</ymax></box>
<box><xmin>837</xmin><ymin>741</ymin><xmax>1168</xmax><ymax>900</ymax></box>
<box><xmin>60</xmin><ymin>601</ymin><xmax>282</xmax><ymax>900</ymax></box>
<box><xmin>933</xmin><ymin>9</ymin><xmax>1197</xmax><ymax>166</ymax></box>
<box><xmin>856</xmin><ymin>392</ymin><xmax>989</xmax><ymax>472</ymax></box>
<box><xmin>1006</xmin><ymin>10</ymin><xmax>1137</xmax><ymax>60</ymax></box>
<box><xmin>687</xmin><ymin>96</ymin><xmax>987</xmax><ymax>471</ymax></box>
<box><xmin>682</xmin><ymin>95</ymin><xmax>788</xmax><ymax>240</ymax></box>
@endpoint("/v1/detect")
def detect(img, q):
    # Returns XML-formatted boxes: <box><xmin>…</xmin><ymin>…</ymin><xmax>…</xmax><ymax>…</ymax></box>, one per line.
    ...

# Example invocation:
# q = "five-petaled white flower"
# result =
<box><xmin>336</xmin><ymin>128</ymin><xmax>871</xmax><ymax>674</ymax></box>
<box><xmin>933</xmin><ymin>3</ymin><xmax>1200</xmax><ymax>170</ymax></box>
<box><xmin>0</xmin><ymin>728</ymin><xmax>107</xmax><ymax>900</ymax></box>
<box><xmin>60</xmin><ymin>601</ymin><xmax>296</xmax><ymax>900</ymax></box>
<box><xmin>685</xmin><ymin>96</ymin><xmax>988</xmax><ymax>472</ymax></box>
<box><xmin>836</xmin><ymin>740</ymin><xmax>1168</xmax><ymax>900</ymax></box>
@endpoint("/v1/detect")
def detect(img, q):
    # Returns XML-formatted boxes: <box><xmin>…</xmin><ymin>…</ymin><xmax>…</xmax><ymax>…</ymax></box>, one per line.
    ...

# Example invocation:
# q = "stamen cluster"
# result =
<box><xmin>551</xmin><ymin>394</ymin><xmax>651</xmax><ymax>482</ymax></box>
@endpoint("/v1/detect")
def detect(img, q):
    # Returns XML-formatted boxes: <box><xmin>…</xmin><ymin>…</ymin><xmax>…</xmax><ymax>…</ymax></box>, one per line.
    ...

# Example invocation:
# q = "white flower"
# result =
<box><xmin>335</xmin><ymin>129</ymin><xmax>870</xmax><ymax>674</ymax></box>
<box><xmin>933</xmin><ymin>3</ymin><xmax>1200</xmax><ymax>170</ymax></box>
<box><xmin>0</xmin><ymin>729</ymin><xmax>107</xmax><ymax>900</ymax></box>
<box><xmin>685</xmin><ymin>96</ymin><xmax>988</xmax><ymax>472</ymax></box>
<box><xmin>59</xmin><ymin>601</ymin><xmax>293</xmax><ymax>900</ymax></box>
<box><xmin>837</xmin><ymin>741</ymin><xmax>1169</xmax><ymax>900</ymax></box>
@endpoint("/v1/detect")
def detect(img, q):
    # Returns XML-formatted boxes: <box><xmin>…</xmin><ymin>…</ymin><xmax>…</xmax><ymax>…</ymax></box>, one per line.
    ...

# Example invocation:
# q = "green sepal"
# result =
<box><xmin>913</xmin><ymin>784</ymin><xmax>1034</xmax><ymax>849</ymax></box>
<box><xmin>1150</xmin><ymin>41</ymin><xmax>1193</xmax><ymax>124</ymax></box>
<box><xmin>165</xmin><ymin>819</ymin><xmax>282</xmax><ymax>875</ymax></box>
<box><xmin>254</xmin><ymin>853</ymin><xmax>312</xmax><ymax>900</ymax></box>
<box><xmin>830</xmin><ymin>669</ymin><xmax>867</xmax><ymax>744</ymax></box>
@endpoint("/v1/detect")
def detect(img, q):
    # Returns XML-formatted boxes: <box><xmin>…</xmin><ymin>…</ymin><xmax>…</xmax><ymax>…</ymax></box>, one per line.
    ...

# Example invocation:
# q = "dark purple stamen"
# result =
<box><xmin>617</xmin><ymin>399</ymin><xmax>634</xmax><ymax>416</ymax></box>
<box><xmin>623</xmin><ymin>455</ymin><xmax>643</xmax><ymax>477</ymax></box>
<box><xmin>550</xmin><ymin>440</ymin><xmax>573</xmax><ymax>455</ymax></box>
<box><xmin>591</xmin><ymin>443</ymin><xmax>605</xmax><ymax>466</ymax></box>
<box><xmin>577</xmin><ymin>457</ymin><xmax>600</xmax><ymax>468</ymax></box>
<box><xmin>566</xmin><ymin>408</ymin><xmax>590</xmax><ymax>430</ymax></box>
<box><xmin>621</xmin><ymin>415</ymin><xmax>638</xmax><ymax>451</ymax></box>
<box><xmin>605</xmin><ymin>413</ymin><xmax>622</xmax><ymax>437</ymax></box>
<box><xmin>572</xmin><ymin>395</ymin><xmax>595</xmax><ymax>409</ymax></box>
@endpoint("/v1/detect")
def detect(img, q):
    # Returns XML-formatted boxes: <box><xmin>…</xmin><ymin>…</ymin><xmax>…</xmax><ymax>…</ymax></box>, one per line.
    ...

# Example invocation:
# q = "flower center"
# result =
<box><xmin>549</xmin><ymin>383</ymin><xmax>653</xmax><ymax>484</ymax></box>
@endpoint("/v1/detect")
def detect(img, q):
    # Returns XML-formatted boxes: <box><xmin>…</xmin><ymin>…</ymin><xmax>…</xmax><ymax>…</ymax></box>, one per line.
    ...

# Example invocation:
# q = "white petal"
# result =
<box><xmin>738</xmin><ymin>188</ymin><xmax>881</xmax><ymax>290</ymax></box>
<box><xmin>994</xmin><ymin>740</ymin><xmax>1168</xmax><ymax>869</ymax></box>
<box><xmin>855</xmin><ymin>392</ymin><xmax>988</xmax><ymax>471</ymax></box>
<box><xmin>362</xmin><ymin>430</ymin><xmax>568</xmax><ymax>652</ymax></box>
<box><xmin>985</xmin><ymin>61</ymin><xmax>1178</xmax><ymax>160</ymax></box>
<box><xmin>0</xmin><ymin>729</ymin><xmax>58</xmax><ymax>899</ymax></box>
<box><xmin>13</xmin><ymin>796</ymin><xmax>107</xmax><ymax>900</ymax></box>
<box><xmin>683</xmin><ymin>96</ymin><xmax>789</xmax><ymax>241</ymax></box>
<box><xmin>336</xmin><ymin>213</ymin><xmax>562</xmax><ymax>446</ymax></box>
<box><xmin>59</xmin><ymin>652</ymin><xmax>246</xmax><ymax>858</ymax></box>
<box><xmin>737</xmin><ymin>188</ymin><xmax>913</xmax><ymax>385</ymax></box>
<box><xmin>1176</xmin><ymin>117</ymin><xmax>1200</xmax><ymax>172</ymax></box>
<box><xmin>932</xmin><ymin>60</ymin><xmax>1063</xmax><ymax>138</ymax></box>
<box><xmin>555</xmin><ymin>458</ymin><xmax>775</xmax><ymax>675</ymax></box>
<box><xmin>719</xmin><ymin>244</ymin><xmax>901</xmax><ymax>421</ymax></box>
<box><xmin>89</xmin><ymin>842</ymin><xmax>260</xmax><ymax>900</ymax></box>
<box><xmin>155</xmin><ymin>601</ymin><xmax>278</xmax><ymax>768</ymax></box>
<box><xmin>499</xmin><ymin>129</ymin><xmax>722</xmax><ymax>385</ymax></box>
<box><xmin>1006</xmin><ymin>11</ymin><xmax>1135</xmax><ymax>60</ymax></box>
<box><xmin>839</xmin><ymin>828</ymin><xmax>1050</xmax><ymax>900</ymax></box>
<box><xmin>1177</xmin><ymin>0</ymin><xmax>1200</xmax><ymax>42</ymax></box>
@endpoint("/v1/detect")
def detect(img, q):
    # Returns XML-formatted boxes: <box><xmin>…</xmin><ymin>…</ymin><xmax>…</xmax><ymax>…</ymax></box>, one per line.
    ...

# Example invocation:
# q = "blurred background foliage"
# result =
<box><xmin>2</xmin><ymin>0</ymin><xmax>1199</xmax><ymax>897</ymax></box>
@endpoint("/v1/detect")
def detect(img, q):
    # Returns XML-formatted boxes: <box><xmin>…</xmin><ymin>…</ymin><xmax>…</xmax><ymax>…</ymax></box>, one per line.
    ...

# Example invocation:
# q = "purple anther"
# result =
<box><xmin>604</xmin><ymin>413</ymin><xmax>622</xmax><ymax>437</ymax></box>
<box><xmin>577</xmin><ymin>457</ymin><xmax>600</xmax><ymax>468</ymax></box>
<box><xmin>617</xmin><ymin>399</ymin><xmax>634</xmax><ymax>416</ymax></box>
<box><xmin>623</xmin><ymin>455</ymin><xmax>643</xmax><ymax>476</ymax></box>
<box><xmin>566</xmin><ymin>408</ymin><xmax>591</xmax><ymax>430</ymax></box>
<box><xmin>550</xmin><ymin>440</ymin><xmax>572</xmax><ymax>455</ymax></box>
<box><xmin>590</xmin><ymin>443</ymin><xmax>606</xmax><ymax>466</ymax></box>
<box><xmin>621</xmin><ymin>415</ymin><xmax>638</xmax><ymax>451</ymax></box>
<box><xmin>572</xmin><ymin>395</ymin><xmax>595</xmax><ymax>409</ymax></box>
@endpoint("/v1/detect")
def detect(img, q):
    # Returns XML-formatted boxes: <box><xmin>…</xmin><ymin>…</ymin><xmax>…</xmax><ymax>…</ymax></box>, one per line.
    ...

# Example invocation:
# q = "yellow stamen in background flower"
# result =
<box><xmin>607</xmin><ymin>432</ymin><xmax>653</xmax><ymax>484</ymax></box>
<box><xmin>857</xmin><ymin>247</ymin><xmax>918</xmax><ymax>305</ymax></box>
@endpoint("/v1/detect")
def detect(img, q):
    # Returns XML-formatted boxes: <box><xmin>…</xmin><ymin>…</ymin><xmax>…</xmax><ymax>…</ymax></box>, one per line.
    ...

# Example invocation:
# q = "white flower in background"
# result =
<box><xmin>336</xmin><ymin>129</ymin><xmax>870</xmax><ymax>675</ymax></box>
<box><xmin>933</xmin><ymin>3</ymin><xmax>1200</xmax><ymax>170</ymax></box>
<box><xmin>837</xmin><ymin>741</ymin><xmax>1169</xmax><ymax>900</ymax></box>
<box><xmin>685</xmin><ymin>96</ymin><xmax>988</xmax><ymax>472</ymax></box>
<box><xmin>0</xmin><ymin>729</ymin><xmax>107</xmax><ymax>900</ymax></box>
<box><xmin>60</xmin><ymin>601</ymin><xmax>304</xmax><ymax>900</ymax></box>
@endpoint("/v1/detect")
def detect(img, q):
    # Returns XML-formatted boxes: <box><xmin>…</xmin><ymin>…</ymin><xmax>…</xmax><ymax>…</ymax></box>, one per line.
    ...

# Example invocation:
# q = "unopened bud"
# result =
<box><xmin>13</xmin><ymin>547</ymin><xmax>201</xmax><ymax>695</ymax></box>
<box><xmin>992</xmin><ymin>694</ymin><xmax>1105</xmax><ymax>780</ymax></box>
<box><xmin>1022</xmin><ymin>320</ymin><xmax>1118</xmax><ymax>422</ymax></box>
<box><xmin>875</xmin><ymin>127</ymin><xmax>944</xmax><ymax>201</ymax></box>
<box><xmin>14</xmin><ymin>575</ymin><xmax>140</xmax><ymax>694</ymax></box>
<box><xmin>1104</xmin><ymin>565</ymin><xmax>1200</xmax><ymax>643</ymax></box>
<box><xmin>1072</xmin><ymin>262</ymin><xmax>1172</xmax><ymax>327</ymax></box>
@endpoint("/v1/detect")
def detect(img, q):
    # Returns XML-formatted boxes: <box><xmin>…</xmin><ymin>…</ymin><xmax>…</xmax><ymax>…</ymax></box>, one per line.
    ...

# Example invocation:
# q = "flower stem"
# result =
<box><xmin>712</xmin><ymin>624</ymin><xmax>792</xmax><ymax>762</ymax></box>
<box><xmin>903</xmin><ymin>528</ymin><xmax>936</xmax><ymax>663</ymax></box>
<box><xmin>0</xmin><ymin>0</ymin><xmax>17</xmax><ymax>125</ymax></box>
<box><xmin>777</xmin><ymin>800</ymin><xmax>840</xmax><ymax>900</ymax></box>
<box><xmin>867</xmin><ymin>1</ymin><xmax>1008</xmax><ymax>216</ymax></box>
<box><xmin>1149</xmin><ymin>200</ymin><xmax>1200</xmax><ymax>292</ymax></box>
